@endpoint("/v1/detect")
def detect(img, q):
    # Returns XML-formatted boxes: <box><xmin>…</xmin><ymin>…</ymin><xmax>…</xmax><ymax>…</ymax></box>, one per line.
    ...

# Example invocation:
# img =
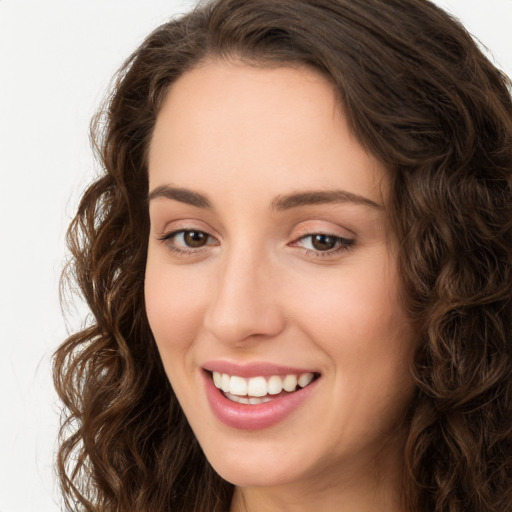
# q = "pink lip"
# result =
<box><xmin>202</xmin><ymin>360</ymin><xmax>317</xmax><ymax>378</ymax></box>
<box><xmin>201</xmin><ymin>367</ymin><xmax>320</xmax><ymax>430</ymax></box>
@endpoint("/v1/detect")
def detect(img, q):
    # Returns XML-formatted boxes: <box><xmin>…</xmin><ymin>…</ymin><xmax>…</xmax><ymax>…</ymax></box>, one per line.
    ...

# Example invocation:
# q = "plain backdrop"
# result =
<box><xmin>0</xmin><ymin>1</ymin><xmax>511</xmax><ymax>511</ymax></box>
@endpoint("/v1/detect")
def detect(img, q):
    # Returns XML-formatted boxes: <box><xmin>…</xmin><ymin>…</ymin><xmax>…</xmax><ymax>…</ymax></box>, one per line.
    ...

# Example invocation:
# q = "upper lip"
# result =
<box><xmin>202</xmin><ymin>360</ymin><xmax>319</xmax><ymax>378</ymax></box>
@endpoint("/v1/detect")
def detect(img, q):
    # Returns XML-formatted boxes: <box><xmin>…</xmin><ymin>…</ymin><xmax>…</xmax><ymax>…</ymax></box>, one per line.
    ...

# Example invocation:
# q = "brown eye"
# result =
<box><xmin>291</xmin><ymin>233</ymin><xmax>354</xmax><ymax>256</ymax></box>
<box><xmin>158</xmin><ymin>229</ymin><xmax>218</xmax><ymax>256</ymax></box>
<box><xmin>311</xmin><ymin>234</ymin><xmax>338</xmax><ymax>251</ymax></box>
<box><xmin>183</xmin><ymin>231</ymin><xmax>208</xmax><ymax>248</ymax></box>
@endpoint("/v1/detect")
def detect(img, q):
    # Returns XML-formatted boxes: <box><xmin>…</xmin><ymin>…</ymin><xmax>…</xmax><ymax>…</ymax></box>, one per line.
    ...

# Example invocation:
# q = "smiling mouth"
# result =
<box><xmin>207</xmin><ymin>370</ymin><xmax>320</xmax><ymax>405</ymax></box>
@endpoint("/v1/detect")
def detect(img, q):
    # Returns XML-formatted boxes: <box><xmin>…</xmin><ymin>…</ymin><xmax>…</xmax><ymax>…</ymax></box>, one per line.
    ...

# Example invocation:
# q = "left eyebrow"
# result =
<box><xmin>271</xmin><ymin>190</ymin><xmax>382</xmax><ymax>210</ymax></box>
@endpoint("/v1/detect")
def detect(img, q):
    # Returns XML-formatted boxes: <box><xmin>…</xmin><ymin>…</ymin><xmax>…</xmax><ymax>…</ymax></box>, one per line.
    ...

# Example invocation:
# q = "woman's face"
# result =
<box><xmin>145</xmin><ymin>61</ymin><xmax>416</xmax><ymax>494</ymax></box>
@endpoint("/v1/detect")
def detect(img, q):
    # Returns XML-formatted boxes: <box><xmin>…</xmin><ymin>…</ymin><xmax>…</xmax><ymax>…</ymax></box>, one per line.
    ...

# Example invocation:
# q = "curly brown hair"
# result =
<box><xmin>53</xmin><ymin>0</ymin><xmax>512</xmax><ymax>511</ymax></box>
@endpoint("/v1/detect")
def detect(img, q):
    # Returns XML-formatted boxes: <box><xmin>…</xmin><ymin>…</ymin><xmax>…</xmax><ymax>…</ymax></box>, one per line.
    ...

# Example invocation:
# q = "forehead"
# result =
<box><xmin>148</xmin><ymin>60</ymin><xmax>387</xmax><ymax>205</ymax></box>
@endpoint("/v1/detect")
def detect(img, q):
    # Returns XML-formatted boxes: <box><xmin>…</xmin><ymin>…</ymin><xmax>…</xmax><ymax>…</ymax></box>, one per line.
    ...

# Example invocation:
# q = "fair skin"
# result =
<box><xmin>145</xmin><ymin>60</ymin><xmax>416</xmax><ymax>512</ymax></box>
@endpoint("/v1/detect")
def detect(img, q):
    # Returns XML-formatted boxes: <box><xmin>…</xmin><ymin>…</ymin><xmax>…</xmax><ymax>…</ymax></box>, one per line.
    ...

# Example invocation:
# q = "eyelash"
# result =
<box><xmin>157</xmin><ymin>229</ymin><xmax>218</xmax><ymax>256</ymax></box>
<box><xmin>157</xmin><ymin>229</ymin><xmax>355</xmax><ymax>258</ymax></box>
<box><xmin>292</xmin><ymin>233</ymin><xmax>355</xmax><ymax>257</ymax></box>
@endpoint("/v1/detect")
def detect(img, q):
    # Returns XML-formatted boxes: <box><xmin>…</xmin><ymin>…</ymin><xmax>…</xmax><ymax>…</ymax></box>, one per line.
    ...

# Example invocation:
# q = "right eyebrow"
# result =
<box><xmin>147</xmin><ymin>185</ymin><xmax>213</xmax><ymax>209</ymax></box>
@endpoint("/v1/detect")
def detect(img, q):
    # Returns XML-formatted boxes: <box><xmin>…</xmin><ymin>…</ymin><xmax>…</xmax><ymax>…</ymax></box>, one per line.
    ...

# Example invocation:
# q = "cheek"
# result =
<box><xmin>144</xmin><ymin>253</ymin><xmax>206</xmax><ymax>360</ymax></box>
<box><xmin>290</xmin><ymin>257</ymin><xmax>415</xmax><ymax>411</ymax></box>
<box><xmin>292</xmin><ymin>258</ymin><xmax>410</xmax><ymax>354</ymax></box>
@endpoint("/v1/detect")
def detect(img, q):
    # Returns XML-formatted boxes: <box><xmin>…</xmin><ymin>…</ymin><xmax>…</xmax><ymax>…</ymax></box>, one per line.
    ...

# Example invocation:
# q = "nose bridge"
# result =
<box><xmin>203</xmin><ymin>238</ymin><xmax>284</xmax><ymax>344</ymax></box>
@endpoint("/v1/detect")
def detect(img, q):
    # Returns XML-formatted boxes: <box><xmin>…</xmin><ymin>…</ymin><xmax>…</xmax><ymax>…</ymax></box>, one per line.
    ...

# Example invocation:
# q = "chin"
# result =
<box><xmin>195</xmin><ymin>430</ymin><xmax>318</xmax><ymax>488</ymax></box>
<box><xmin>210</xmin><ymin>457</ymin><xmax>301</xmax><ymax>488</ymax></box>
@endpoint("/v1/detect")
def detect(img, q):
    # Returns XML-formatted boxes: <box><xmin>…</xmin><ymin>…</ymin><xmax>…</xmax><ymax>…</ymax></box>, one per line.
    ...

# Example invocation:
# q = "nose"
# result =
<box><xmin>203</xmin><ymin>244</ymin><xmax>286</xmax><ymax>346</ymax></box>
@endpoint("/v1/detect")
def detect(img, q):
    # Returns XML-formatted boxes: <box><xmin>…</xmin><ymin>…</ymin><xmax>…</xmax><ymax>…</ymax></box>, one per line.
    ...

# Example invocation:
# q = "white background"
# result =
<box><xmin>0</xmin><ymin>1</ymin><xmax>511</xmax><ymax>511</ymax></box>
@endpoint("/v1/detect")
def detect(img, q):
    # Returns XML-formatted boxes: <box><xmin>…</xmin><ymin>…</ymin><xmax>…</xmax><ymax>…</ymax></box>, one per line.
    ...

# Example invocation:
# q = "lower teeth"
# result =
<box><xmin>224</xmin><ymin>392</ymin><xmax>274</xmax><ymax>404</ymax></box>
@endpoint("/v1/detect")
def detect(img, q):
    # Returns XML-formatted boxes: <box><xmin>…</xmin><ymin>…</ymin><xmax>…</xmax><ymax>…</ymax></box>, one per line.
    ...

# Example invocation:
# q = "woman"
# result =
<box><xmin>53</xmin><ymin>0</ymin><xmax>512</xmax><ymax>511</ymax></box>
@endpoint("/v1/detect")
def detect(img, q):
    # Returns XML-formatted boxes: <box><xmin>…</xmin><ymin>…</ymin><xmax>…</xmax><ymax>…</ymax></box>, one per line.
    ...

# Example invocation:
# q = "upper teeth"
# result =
<box><xmin>212</xmin><ymin>371</ymin><xmax>315</xmax><ymax>397</ymax></box>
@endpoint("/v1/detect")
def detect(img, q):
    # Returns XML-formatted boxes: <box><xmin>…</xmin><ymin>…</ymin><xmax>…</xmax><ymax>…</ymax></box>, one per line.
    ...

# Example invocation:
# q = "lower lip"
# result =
<box><xmin>202</xmin><ymin>371</ymin><xmax>319</xmax><ymax>430</ymax></box>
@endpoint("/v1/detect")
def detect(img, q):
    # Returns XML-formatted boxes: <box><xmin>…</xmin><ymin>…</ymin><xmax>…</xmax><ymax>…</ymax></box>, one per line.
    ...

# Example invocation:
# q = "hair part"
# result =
<box><xmin>54</xmin><ymin>1</ymin><xmax>512</xmax><ymax>510</ymax></box>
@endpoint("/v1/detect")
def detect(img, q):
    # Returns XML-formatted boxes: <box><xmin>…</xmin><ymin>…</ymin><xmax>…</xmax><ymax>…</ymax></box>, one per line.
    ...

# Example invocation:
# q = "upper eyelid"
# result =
<box><xmin>291</xmin><ymin>221</ymin><xmax>356</xmax><ymax>239</ymax></box>
<box><xmin>291</xmin><ymin>233</ymin><xmax>355</xmax><ymax>248</ymax></box>
<box><xmin>156</xmin><ymin>221</ymin><xmax>218</xmax><ymax>238</ymax></box>
<box><xmin>156</xmin><ymin>227</ymin><xmax>354</xmax><ymax>241</ymax></box>
<box><xmin>156</xmin><ymin>228</ymin><xmax>352</xmax><ymax>239</ymax></box>
<box><xmin>158</xmin><ymin>227</ymin><xmax>205</xmax><ymax>237</ymax></box>
<box><xmin>154</xmin><ymin>215</ymin><xmax>354</xmax><ymax>235</ymax></box>
<box><xmin>295</xmin><ymin>232</ymin><xmax>353</xmax><ymax>241</ymax></box>
<box><xmin>158</xmin><ymin>228</ymin><xmax>218</xmax><ymax>242</ymax></box>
